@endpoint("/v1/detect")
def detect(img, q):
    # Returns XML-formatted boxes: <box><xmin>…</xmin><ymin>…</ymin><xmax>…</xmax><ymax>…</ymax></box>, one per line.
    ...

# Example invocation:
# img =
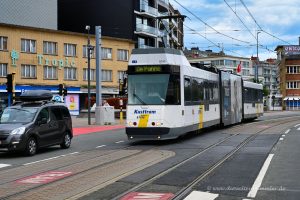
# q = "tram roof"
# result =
<box><xmin>131</xmin><ymin>48</ymin><xmax>184</xmax><ymax>56</ymax></box>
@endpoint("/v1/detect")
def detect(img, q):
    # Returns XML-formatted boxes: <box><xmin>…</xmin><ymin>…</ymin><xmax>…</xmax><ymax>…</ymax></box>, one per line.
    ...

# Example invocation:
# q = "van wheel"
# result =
<box><xmin>25</xmin><ymin>137</ymin><xmax>37</xmax><ymax>156</ymax></box>
<box><xmin>60</xmin><ymin>133</ymin><xmax>71</xmax><ymax>149</ymax></box>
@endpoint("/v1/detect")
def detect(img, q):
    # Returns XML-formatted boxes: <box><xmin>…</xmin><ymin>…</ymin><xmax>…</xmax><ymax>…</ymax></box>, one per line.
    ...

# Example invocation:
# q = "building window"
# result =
<box><xmin>102</xmin><ymin>70</ymin><xmax>112</xmax><ymax>81</ymax></box>
<box><xmin>83</xmin><ymin>68</ymin><xmax>96</xmax><ymax>81</ymax></box>
<box><xmin>117</xmin><ymin>49</ymin><xmax>128</xmax><ymax>61</ymax></box>
<box><xmin>21</xmin><ymin>64</ymin><xmax>36</xmax><ymax>78</ymax></box>
<box><xmin>64</xmin><ymin>67</ymin><xmax>77</xmax><ymax>80</ymax></box>
<box><xmin>43</xmin><ymin>65</ymin><xmax>57</xmax><ymax>79</ymax></box>
<box><xmin>287</xmin><ymin>66</ymin><xmax>300</xmax><ymax>74</ymax></box>
<box><xmin>43</xmin><ymin>41</ymin><xmax>57</xmax><ymax>55</ymax></box>
<box><xmin>286</xmin><ymin>81</ymin><xmax>299</xmax><ymax>89</ymax></box>
<box><xmin>83</xmin><ymin>45</ymin><xmax>95</xmax><ymax>58</ymax></box>
<box><xmin>101</xmin><ymin>48</ymin><xmax>112</xmax><ymax>59</ymax></box>
<box><xmin>0</xmin><ymin>36</ymin><xmax>8</xmax><ymax>51</ymax></box>
<box><xmin>0</xmin><ymin>63</ymin><xmax>7</xmax><ymax>77</ymax></box>
<box><xmin>21</xmin><ymin>39</ymin><xmax>36</xmax><ymax>53</ymax></box>
<box><xmin>64</xmin><ymin>43</ymin><xmax>76</xmax><ymax>57</ymax></box>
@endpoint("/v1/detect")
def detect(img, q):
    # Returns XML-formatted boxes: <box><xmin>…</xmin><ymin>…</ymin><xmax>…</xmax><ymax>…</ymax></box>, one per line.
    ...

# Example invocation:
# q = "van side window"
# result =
<box><xmin>37</xmin><ymin>108</ymin><xmax>49</xmax><ymax>121</ymax></box>
<box><xmin>50</xmin><ymin>107</ymin><xmax>63</xmax><ymax>120</ymax></box>
<box><xmin>61</xmin><ymin>107</ymin><xmax>70</xmax><ymax>118</ymax></box>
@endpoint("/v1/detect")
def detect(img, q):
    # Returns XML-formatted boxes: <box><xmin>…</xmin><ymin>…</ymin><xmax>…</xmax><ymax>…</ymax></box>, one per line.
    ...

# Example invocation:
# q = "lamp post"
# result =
<box><xmin>256</xmin><ymin>31</ymin><xmax>261</xmax><ymax>83</ymax></box>
<box><xmin>86</xmin><ymin>25</ymin><xmax>91</xmax><ymax>125</ymax></box>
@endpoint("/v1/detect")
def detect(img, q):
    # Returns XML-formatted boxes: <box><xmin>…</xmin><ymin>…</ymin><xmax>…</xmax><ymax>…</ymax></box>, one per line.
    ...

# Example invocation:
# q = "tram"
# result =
<box><xmin>126</xmin><ymin>48</ymin><xmax>263</xmax><ymax>140</ymax></box>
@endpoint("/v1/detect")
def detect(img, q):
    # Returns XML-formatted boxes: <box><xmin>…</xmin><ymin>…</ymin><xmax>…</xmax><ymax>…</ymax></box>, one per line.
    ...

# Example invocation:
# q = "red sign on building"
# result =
<box><xmin>16</xmin><ymin>171</ymin><xmax>72</xmax><ymax>184</ymax></box>
<box><xmin>121</xmin><ymin>192</ymin><xmax>174</xmax><ymax>200</ymax></box>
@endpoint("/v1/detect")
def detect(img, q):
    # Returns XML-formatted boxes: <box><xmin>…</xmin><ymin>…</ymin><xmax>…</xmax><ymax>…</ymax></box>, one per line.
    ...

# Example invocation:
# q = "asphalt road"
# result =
<box><xmin>0</xmin><ymin>111</ymin><xmax>300</xmax><ymax>200</ymax></box>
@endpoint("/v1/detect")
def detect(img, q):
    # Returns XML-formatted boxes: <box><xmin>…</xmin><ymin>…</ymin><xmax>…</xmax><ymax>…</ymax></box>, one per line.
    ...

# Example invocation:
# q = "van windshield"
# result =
<box><xmin>0</xmin><ymin>107</ymin><xmax>38</xmax><ymax>124</ymax></box>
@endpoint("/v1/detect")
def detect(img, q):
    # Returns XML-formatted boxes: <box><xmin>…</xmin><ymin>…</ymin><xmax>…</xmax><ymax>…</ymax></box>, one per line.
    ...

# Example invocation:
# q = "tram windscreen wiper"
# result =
<box><xmin>133</xmin><ymin>93</ymin><xmax>147</xmax><ymax>105</ymax></box>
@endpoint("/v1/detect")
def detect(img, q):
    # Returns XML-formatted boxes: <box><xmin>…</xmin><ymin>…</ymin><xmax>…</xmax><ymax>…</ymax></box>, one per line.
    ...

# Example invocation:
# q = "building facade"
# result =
<box><xmin>58</xmin><ymin>0</ymin><xmax>183</xmax><ymax>49</ymax></box>
<box><xmin>0</xmin><ymin>23</ymin><xmax>134</xmax><ymax>113</ymax></box>
<box><xmin>275</xmin><ymin>45</ymin><xmax>300</xmax><ymax>110</ymax></box>
<box><xmin>186</xmin><ymin>52</ymin><xmax>254</xmax><ymax>81</ymax></box>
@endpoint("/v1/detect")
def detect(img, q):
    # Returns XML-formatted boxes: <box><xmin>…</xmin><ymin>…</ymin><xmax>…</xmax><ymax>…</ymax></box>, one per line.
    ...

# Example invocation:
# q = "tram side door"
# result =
<box><xmin>220</xmin><ymin>71</ymin><xmax>231</xmax><ymax>126</ymax></box>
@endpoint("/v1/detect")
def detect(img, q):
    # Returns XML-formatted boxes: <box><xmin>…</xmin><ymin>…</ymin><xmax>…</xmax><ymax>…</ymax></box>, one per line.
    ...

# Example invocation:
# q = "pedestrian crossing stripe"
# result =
<box><xmin>0</xmin><ymin>164</ymin><xmax>11</xmax><ymax>169</ymax></box>
<box><xmin>184</xmin><ymin>191</ymin><xmax>219</xmax><ymax>200</ymax></box>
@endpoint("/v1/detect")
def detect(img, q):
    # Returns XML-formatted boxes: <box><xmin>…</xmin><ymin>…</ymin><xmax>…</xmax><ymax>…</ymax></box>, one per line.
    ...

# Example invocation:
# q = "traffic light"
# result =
<box><xmin>58</xmin><ymin>84</ymin><xmax>63</xmax><ymax>96</ymax></box>
<box><xmin>6</xmin><ymin>74</ymin><xmax>13</xmax><ymax>93</ymax></box>
<box><xmin>63</xmin><ymin>88</ymin><xmax>67</xmax><ymax>96</ymax></box>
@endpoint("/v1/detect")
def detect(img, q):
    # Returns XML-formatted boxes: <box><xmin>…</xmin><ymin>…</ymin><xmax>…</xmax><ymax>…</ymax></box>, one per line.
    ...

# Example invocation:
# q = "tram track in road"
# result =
<box><xmin>110</xmin><ymin>116</ymin><xmax>300</xmax><ymax>200</ymax></box>
<box><xmin>0</xmin><ymin>115</ymin><xmax>299</xmax><ymax>200</ymax></box>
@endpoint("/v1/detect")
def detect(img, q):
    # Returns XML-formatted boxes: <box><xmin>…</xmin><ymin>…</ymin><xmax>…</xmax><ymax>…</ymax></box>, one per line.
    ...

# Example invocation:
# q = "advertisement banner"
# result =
<box><xmin>64</xmin><ymin>94</ymin><xmax>80</xmax><ymax>116</ymax></box>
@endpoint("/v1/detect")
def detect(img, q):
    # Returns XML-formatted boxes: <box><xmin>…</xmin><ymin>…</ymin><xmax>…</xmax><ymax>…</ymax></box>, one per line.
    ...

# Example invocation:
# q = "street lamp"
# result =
<box><xmin>86</xmin><ymin>25</ymin><xmax>92</xmax><ymax>125</ymax></box>
<box><xmin>256</xmin><ymin>30</ymin><xmax>261</xmax><ymax>83</ymax></box>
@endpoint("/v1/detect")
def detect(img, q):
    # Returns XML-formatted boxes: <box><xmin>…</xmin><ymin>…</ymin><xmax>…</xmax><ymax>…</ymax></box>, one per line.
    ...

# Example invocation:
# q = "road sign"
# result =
<box><xmin>121</xmin><ymin>192</ymin><xmax>174</xmax><ymax>200</ymax></box>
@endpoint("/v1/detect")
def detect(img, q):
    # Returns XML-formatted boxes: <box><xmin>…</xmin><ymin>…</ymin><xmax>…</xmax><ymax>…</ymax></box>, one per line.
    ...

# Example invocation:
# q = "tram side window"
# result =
<box><xmin>165</xmin><ymin>74</ymin><xmax>181</xmax><ymax>104</ymax></box>
<box><xmin>192</xmin><ymin>78</ymin><xmax>204</xmax><ymax>104</ymax></box>
<box><xmin>184</xmin><ymin>76</ymin><xmax>192</xmax><ymax>105</ymax></box>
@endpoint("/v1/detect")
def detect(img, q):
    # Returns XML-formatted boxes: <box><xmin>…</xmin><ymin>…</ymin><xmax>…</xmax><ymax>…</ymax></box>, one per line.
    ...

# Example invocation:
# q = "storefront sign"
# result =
<box><xmin>284</xmin><ymin>45</ymin><xmax>300</xmax><ymax>56</ymax></box>
<box><xmin>10</xmin><ymin>49</ymin><xmax>19</xmax><ymax>66</ymax></box>
<box><xmin>37</xmin><ymin>54</ymin><xmax>76</xmax><ymax>68</ymax></box>
<box><xmin>9</xmin><ymin>50</ymin><xmax>76</xmax><ymax>68</ymax></box>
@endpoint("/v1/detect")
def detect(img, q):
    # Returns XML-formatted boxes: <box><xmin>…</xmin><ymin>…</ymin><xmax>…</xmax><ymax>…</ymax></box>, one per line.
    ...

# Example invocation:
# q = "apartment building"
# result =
<box><xmin>275</xmin><ymin>44</ymin><xmax>300</xmax><ymax>110</ymax></box>
<box><xmin>0</xmin><ymin>23</ymin><xmax>134</xmax><ymax>113</ymax></box>
<box><xmin>186</xmin><ymin>50</ymin><xmax>253</xmax><ymax>81</ymax></box>
<box><xmin>58</xmin><ymin>0</ymin><xmax>184</xmax><ymax>49</ymax></box>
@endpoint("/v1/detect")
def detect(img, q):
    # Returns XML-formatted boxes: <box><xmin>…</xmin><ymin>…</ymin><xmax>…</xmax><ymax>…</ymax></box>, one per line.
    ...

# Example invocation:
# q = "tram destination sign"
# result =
<box><xmin>135</xmin><ymin>66</ymin><xmax>162</xmax><ymax>73</ymax></box>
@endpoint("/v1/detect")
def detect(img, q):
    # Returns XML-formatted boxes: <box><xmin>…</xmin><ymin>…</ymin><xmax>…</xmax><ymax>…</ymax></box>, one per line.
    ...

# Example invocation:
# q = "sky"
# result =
<box><xmin>169</xmin><ymin>0</ymin><xmax>300</xmax><ymax>60</ymax></box>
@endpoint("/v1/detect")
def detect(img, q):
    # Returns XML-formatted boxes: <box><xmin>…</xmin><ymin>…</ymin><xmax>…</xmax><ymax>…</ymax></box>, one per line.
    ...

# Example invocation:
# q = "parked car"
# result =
<box><xmin>0</xmin><ymin>90</ymin><xmax>73</xmax><ymax>156</ymax></box>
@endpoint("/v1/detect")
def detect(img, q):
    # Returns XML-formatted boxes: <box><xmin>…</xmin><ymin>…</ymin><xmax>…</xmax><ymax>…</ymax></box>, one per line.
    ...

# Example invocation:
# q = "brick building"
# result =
<box><xmin>275</xmin><ymin>45</ymin><xmax>300</xmax><ymax>110</ymax></box>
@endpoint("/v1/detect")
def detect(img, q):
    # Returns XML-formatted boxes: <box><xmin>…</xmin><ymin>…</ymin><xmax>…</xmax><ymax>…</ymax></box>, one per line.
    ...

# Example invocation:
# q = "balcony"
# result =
<box><xmin>157</xmin><ymin>0</ymin><xmax>169</xmax><ymax>8</ymax></box>
<box><xmin>135</xmin><ymin>24</ymin><xmax>161</xmax><ymax>38</ymax></box>
<box><xmin>139</xmin><ymin>3</ymin><xmax>157</xmax><ymax>18</ymax></box>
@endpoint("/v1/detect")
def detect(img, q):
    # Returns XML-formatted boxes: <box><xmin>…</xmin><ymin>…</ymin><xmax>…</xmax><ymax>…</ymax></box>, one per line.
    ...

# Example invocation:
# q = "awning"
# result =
<box><xmin>283</xmin><ymin>96</ymin><xmax>300</xmax><ymax>100</ymax></box>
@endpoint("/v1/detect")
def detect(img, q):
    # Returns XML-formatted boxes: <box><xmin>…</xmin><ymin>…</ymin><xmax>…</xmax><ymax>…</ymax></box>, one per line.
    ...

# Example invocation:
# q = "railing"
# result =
<box><xmin>136</xmin><ymin>24</ymin><xmax>162</xmax><ymax>37</ymax></box>
<box><xmin>140</xmin><ymin>3</ymin><xmax>157</xmax><ymax>16</ymax></box>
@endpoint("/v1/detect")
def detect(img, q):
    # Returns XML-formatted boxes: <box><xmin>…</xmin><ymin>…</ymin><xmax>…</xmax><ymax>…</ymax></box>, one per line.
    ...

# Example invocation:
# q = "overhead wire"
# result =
<box><xmin>172</xmin><ymin>0</ymin><xmax>250</xmax><ymax>44</ymax></box>
<box><xmin>223</xmin><ymin>0</ymin><xmax>256</xmax><ymax>40</ymax></box>
<box><xmin>184</xmin><ymin>24</ymin><xmax>244</xmax><ymax>57</ymax></box>
<box><xmin>239</xmin><ymin>0</ymin><xmax>292</xmax><ymax>45</ymax></box>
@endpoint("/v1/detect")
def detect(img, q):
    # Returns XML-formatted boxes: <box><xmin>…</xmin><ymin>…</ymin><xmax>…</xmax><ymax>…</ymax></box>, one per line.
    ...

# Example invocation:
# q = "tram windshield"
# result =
<box><xmin>128</xmin><ymin>74</ymin><xmax>180</xmax><ymax>105</ymax></box>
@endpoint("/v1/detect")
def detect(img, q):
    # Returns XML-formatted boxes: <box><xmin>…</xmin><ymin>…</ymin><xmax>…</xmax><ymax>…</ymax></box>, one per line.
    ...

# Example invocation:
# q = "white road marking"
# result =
<box><xmin>96</xmin><ymin>145</ymin><xmax>106</xmax><ymax>148</ymax></box>
<box><xmin>115</xmin><ymin>141</ymin><xmax>124</xmax><ymax>144</ymax></box>
<box><xmin>279</xmin><ymin>138</ymin><xmax>284</xmax><ymax>141</ymax></box>
<box><xmin>0</xmin><ymin>164</ymin><xmax>11</xmax><ymax>169</ymax></box>
<box><xmin>23</xmin><ymin>152</ymin><xmax>79</xmax><ymax>166</ymax></box>
<box><xmin>294</xmin><ymin>124</ymin><xmax>300</xmax><ymax>128</ymax></box>
<box><xmin>184</xmin><ymin>191</ymin><xmax>219</xmax><ymax>200</ymax></box>
<box><xmin>285</xmin><ymin>129</ymin><xmax>290</xmax><ymax>134</ymax></box>
<box><xmin>297</xmin><ymin>127</ymin><xmax>300</xmax><ymax>131</ymax></box>
<box><xmin>247</xmin><ymin>154</ymin><xmax>274</xmax><ymax>198</ymax></box>
<box><xmin>282</xmin><ymin>135</ymin><xmax>286</xmax><ymax>137</ymax></box>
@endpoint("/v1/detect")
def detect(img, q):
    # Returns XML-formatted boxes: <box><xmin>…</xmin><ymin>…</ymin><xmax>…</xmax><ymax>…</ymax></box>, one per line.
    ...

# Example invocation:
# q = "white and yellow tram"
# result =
<box><xmin>126</xmin><ymin>48</ymin><xmax>263</xmax><ymax>140</ymax></box>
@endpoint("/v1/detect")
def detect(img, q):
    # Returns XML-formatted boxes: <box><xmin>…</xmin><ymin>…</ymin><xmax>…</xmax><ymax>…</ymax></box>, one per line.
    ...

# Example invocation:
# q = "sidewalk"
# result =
<box><xmin>72</xmin><ymin>116</ymin><xmax>125</xmax><ymax>136</ymax></box>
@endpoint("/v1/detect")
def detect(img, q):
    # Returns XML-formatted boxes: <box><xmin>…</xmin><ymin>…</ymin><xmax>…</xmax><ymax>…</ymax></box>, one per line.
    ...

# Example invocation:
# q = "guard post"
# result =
<box><xmin>119</xmin><ymin>98</ymin><xmax>123</xmax><ymax>124</ymax></box>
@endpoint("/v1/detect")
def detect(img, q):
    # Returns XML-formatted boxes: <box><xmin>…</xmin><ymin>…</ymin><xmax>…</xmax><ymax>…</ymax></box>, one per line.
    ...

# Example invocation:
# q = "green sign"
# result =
<box><xmin>37</xmin><ymin>55</ymin><xmax>76</xmax><ymax>68</ymax></box>
<box><xmin>135</xmin><ymin>66</ymin><xmax>162</xmax><ymax>73</ymax></box>
<box><xmin>10</xmin><ymin>49</ymin><xmax>19</xmax><ymax>66</ymax></box>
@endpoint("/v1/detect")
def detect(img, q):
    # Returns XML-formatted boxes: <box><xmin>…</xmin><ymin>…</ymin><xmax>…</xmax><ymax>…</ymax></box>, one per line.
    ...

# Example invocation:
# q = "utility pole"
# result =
<box><xmin>95</xmin><ymin>26</ymin><xmax>104</xmax><ymax>125</ymax></box>
<box><xmin>256</xmin><ymin>30</ymin><xmax>261</xmax><ymax>83</ymax></box>
<box><xmin>86</xmin><ymin>25</ymin><xmax>92</xmax><ymax>125</ymax></box>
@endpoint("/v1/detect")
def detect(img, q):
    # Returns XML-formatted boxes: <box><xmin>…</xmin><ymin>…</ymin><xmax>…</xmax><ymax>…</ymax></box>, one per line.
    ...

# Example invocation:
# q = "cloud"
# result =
<box><xmin>171</xmin><ymin>0</ymin><xmax>300</xmax><ymax>60</ymax></box>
